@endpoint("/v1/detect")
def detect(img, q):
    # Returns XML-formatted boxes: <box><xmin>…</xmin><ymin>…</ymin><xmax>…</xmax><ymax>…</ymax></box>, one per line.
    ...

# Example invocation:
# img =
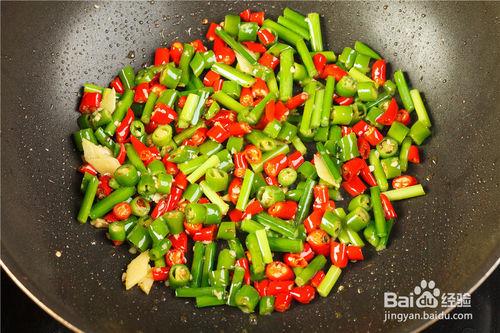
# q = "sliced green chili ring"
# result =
<box><xmin>277</xmin><ymin>167</ymin><xmax>297</xmax><ymax>187</ymax></box>
<box><xmin>205</xmin><ymin>168</ymin><xmax>229</xmax><ymax>192</ymax></box>
<box><xmin>376</xmin><ymin>137</ymin><xmax>399</xmax><ymax>158</ymax></box>
<box><xmin>169</xmin><ymin>264</ymin><xmax>191</xmax><ymax>289</ymax></box>
<box><xmin>256</xmin><ymin>186</ymin><xmax>285</xmax><ymax>209</ymax></box>
<box><xmin>348</xmin><ymin>194</ymin><xmax>371</xmax><ymax>211</ymax></box>
<box><xmin>163</xmin><ymin>210</ymin><xmax>184</xmax><ymax>234</ymax></box>
<box><xmin>130</xmin><ymin>197</ymin><xmax>151</xmax><ymax>217</ymax></box>
<box><xmin>345</xmin><ymin>206</ymin><xmax>371</xmax><ymax>232</ymax></box>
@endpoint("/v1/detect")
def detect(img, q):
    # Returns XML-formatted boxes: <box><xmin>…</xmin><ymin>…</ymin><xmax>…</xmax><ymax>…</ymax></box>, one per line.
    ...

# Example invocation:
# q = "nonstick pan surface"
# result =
<box><xmin>1</xmin><ymin>1</ymin><xmax>499</xmax><ymax>332</ymax></box>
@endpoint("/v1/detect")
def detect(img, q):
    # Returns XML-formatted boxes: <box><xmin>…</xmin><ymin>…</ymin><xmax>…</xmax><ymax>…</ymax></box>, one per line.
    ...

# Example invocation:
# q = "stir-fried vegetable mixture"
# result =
<box><xmin>74</xmin><ymin>7</ymin><xmax>431</xmax><ymax>313</ymax></box>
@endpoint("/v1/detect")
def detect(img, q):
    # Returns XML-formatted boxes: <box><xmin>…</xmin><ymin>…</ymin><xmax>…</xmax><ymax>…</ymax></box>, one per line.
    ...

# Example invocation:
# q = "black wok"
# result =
<box><xmin>1</xmin><ymin>1</ymin><xmax>499</xmax><ymax>332</ymax></box>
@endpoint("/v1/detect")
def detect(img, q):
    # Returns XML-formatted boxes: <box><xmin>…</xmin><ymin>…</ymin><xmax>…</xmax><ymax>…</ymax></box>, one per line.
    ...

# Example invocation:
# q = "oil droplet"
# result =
<box><xmin>127</xmin><ymin>51</ymin><xmax>136</xmax><ymax>59</ymax></box>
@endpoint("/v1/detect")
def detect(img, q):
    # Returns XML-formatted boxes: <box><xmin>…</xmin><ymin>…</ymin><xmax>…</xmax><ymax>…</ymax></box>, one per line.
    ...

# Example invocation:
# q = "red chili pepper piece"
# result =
<box><xmin>377</xmin><ymin>98</ymin><xmax>398</xmax><ymax>126</ymax></box>
<box><xmin>233</xmin><ymin>153</ymin><xmax>248</xmax><ymax>178</ymax></box>
<box><xmin>162</xmin><ymin>155</ymin><xmax>179</xmax><ymax>175</ymax></box>
<box><xmin>165</xmin><ymin>248</ymin><xmax>187</xmax><ymax>266</ymax></box>
<box><xmin>152</xmin><ymin>267</ymin><xmax>170</xmax><ymax>281</ymax></box>
<box><xmin>264</xmin><ymin>154</ymin><xmax>288</xmax><ymax>177</ymax></box>
<box><xmin>310</xmin><ymin>270</ymin><xmax>325</xmax><ymax>288</ymax></box>
<box><xmin>170</xmin><ymin>42</ymin><xmax>183</xmax><ymax>66</ymax></box>
<box><xmin>213</xmin><ymin>38</ymin><xmax>226</xmax><ymax>53</ymax></box>
<box><xmin>207</xmin><ymin>123</ymin><xmax>230</xmax><ymax>143</ymax></box>
<box><xmin>303</xmin><ymin>210</ymin><xmax>323</xmax><ymax>234</ymax></box>
<box><xmin>97</xmin><ymin>175</ymin><xmax>113</xmax><ymax>199</ymax></box>
<box><xmin>130</xmin><ymin>136</ymin><xmax>159</xmax><ymax>165</ymax></box>
<box><xmin>395</xmin><ymin>109</ymin><xmax>411</xmax><ymax>126</ymax></box>
<box><xmin>116</xmin><ymin>143</ymin><xmax>126</xmax><ymax>164</ymax></box>
<box><xmin>235</xmin><ymin>258</ymin><xmax>251</xmax><ymax>285</ymax></box>
<box><xmin>78</xmin><ymin>163</ymin><xmax>98</xmax><ymax>176</ymax></box>
<box><xmin>208</xmin><ymin>109</ymin><xmax>237</xmax><ymax>126</ymax></box>
<box><xmin>380</xmin><ymin>193</ymin><xmax>397</xmax><ymax>219</ymax></box>
<box><xmin>245</xmin><ymin>199</ymin><xmax>264</xmax><ymax>216</ymax></box>
<box><xmin>177</xmin><ymin>95</ymin><xmax>187</xmax><ymax>109</ymax></box>
<box><xmin>228</xmin><ymin>178</ymin><xmax>242</xmax><ymax>205</ymax></box>
<box><xmin>291</xmin><ymin>285</ymin><xmax>316</xmax><ymax>304</ymax></box>
<box><xmin>151</xmin><ymin>103</ymin><xmax>177</xmax><ymax>125</ymax></box>
<box><xmin>371</xmin><ymin>59</ymin><xmax>387</xmax><ymax>86</ymax></box>
<box><xmin>145</xmin><ymin>119</ymin><xmax>159</xmax><ymax>135</ymax></box>
<box><xmin>283</xmin><ymin>253</ymin><xmax>308</xmax><ymax>268</ymax></box>
<box><xmin>312</xmin><ymin>53</ymin><xmax>327</xmax><ymax>76</ymax></box>
<box><xmin>190</xmin><ymin>39</ymin><xmax>207</xmax><ymax>53</ymax></box>
<box><xmin>285</xmin><ymin>92</ymin><xmax>309</xmax><ymax>110</ymax></box>
<box><xmin>287</xmin><ymin>151</ymin><xmax>305</xmax><ymax>169</ymax></box>
<box><xmin>104</xmin><ymin>212</ymin><xmax>119</xmax><ymax>223</ymax></box>
<box><xmin>300</xmin><ymin>243</ymin><xmax>315</xmax><ymax>262</ymax></box>
<box><xmin>262</xmin><ymin>99</ymin><xmax>276</xmax><ymax>124</ymax></box>
<box><xmin>184</xmin><ymin>128</ymin><xmax>208</xmax><ymax>146</ymax></box>
<box><xmin>274</xmin><ymin>292</ymin><xmax>292</xmax><ymax>312</ymax></box>
<box><xmin>334</xmin><ymin>96</ymin><xmax>354</xmax><ymax>106</ymax></box>
<box><xmin>314</xmin><ymin>184</ymin><xmax>330</xmax><ymax>205</ymax></box>
<box><xmin>363</xmin><ymin>126</ymin><xmax>384</xmax><ymax>146</ymax></box>
<box><xmin>243</xmin><ymin>145</ymin><xmax>262</xmax><ymax>164</ymax></box>
<box><xmin>408</xmin><ymin>145</ymin><xmax>421</xmax><ymax>164</ymax></box>
<box><xmin>206</xmin><ymin>23</ymin><xmax>220</xmax><ymax>41</ymax></box>
<box><xmin>151</xmin><ymin>198</ymin><xmax>168</xmax><ymax>219</ymax></box>
<box><xmin>274</xmin><ymin>101</ymin><xmax>289</xmax><ymax>121</ymax></box>
<box><xmin>239</xmin><ymin>87</ymin><xmax>254</xmax><ymax>107</ymax></box>
<box><xmin>184</xmin><ymin>222</ymin><xmax>203</xmax><ymax>236</ymax></box>
<box><xmin>321</xmin><ymin>64</ymin><xmax>348</xmax><ymax>81</ymax></box>
<box><xmin>203</xmin><ymin>70</ymin><xmax>220</xmax><ymax>87</ymax></box>
<box><xmin>352</xmin><ymin>120</ymin><xmax>370</xmax><ymax>137</ymax></box>
<box><xmin>228</xmin><ymin>122</ymin><xmax>252</xmax><ymax>137</ymax></box>
<box><xmin>257</xmin><ymin>29</ymin><xmax>276</xmax><ymax>46</ymax></box>
<box><xmin>254</xmin><ymin>279</ymin><xmax>269</xmax><ymax>297</ymax></box>
<box><xmin>341</xmin><ymin>158</ymin><xmax>365</xmax><ymax>181</ymax></box>
<box><xmin>346</xmin><ymin>245</ymin><xmax>364</xmax><ymax>261</ymax></box>
<box><xmin>251</xmin><ymin>78</ymin><xmax>269</xmax><ymax>98</ymax></box>
<box><xmin>215</xmin><ymin>47</ymin><xmax>236</xmax><ymax>65</ymax></box>
<box><xmin>165</xmin><ymin>187</ymin><xmax>184</xmax><ymax>212</ymax></box>
<box><xmin>307</xmin><ymin>229</ymin><xmax>331</xmax><ymax>256</ymax></box>
<box><xmin>268</xmin><ymin>201</ymin><xmax>297</xmax><ymax>220</ymax></box>
<box><xmin>392</xmin><ymin>175</ymin><xmax>418</xmax><ymax>189</ymax></box>
<box><xmin>154</xmin><ymin>47</ymin><xmax>170</xmax><ymax>66</ymax></box>
<box><xmin>342</xmin><ymin>176</ymin><xmax>367</xmax><ymax>197</ymax></box>
<box><xmin>249</xmin><ymin>11</ymin><xmax>265</xmax><ymax>26</ymax></box>
<box><xmin>360</xmin><ymin>165</ymin><xmax>378</xmax><ymax>187</ymax></box>
<box><xmin>242</xmin><ymin>41</ymin><xmax>267</xmax><ymax>54</ymax></box>
<box><xmin>267</xmin><ymin>280</ymin><xmax>294</xmax><ymax>296</ymax></box>
<box><xmin>192</xmin><ymin>225</ymin><xmax>218</xmax><ymax>242</ymax></box>
<box><xmin>173</xmin><ymin>172</ymin><xmax>188</xmax><ymax>191</ymax></box>
<box><xmin>133</xmin><ymin>82</ymin><xmax>150</xmax><ymax>104</ymax></box>
<box><xmin>330</xmin><ymin>241</ymin><xmax>348</xmax><ymax>268</ymax></box>
<box><xmin>115</xmin><ymin>109</ymin><xmax>135</xmax><ymax>143</ymax></box>
<box><xmin>357</xmin><ymin>136</ymin><xmax>371</xmax><ymax>160</ymax></box>
<box><xmin>110</xmin><ymin>76</ymin><xmax>124</xmax><ymax>94</ymax></box>
<box><xmin>229</xmin><ymin>209</ymin><xmax>246</xmax><ymax>222</ymax></box>
<box><xmin>258</xmin><ymin>52</ymin><xmax>280</xmax><ymax>70</ymax></box>
<box><xmin>265</xmin><ymin>261</ymin><xmax>294</xmax><ymax>281</ymax></box>
<box><xmin>341</xmin><ymin>126</ymin><xmax>353</xmax><ymax>137</ymax></box>
<box><xmin>264</xmin><ymin>175</ymin><xmax>277</xmax><ymax>186</ymax></box>
<box><xmin>150</xmin><ymin>83</ymin><xmax>166</xmax><ymax>96</ymax></box>
<box><xmin>169</xmin><ymin>232</ymin><xmax>188</xmax><ymax>252</ymax></box>
<box><xmin>239</xmin><ymin>9</ymin><xmax>251</xmax><ymax>21</ymax></box>
<box><xmin>79</xmin><ymin>92</ymin><xmax>102</xmax><ymax>114</ymax></box>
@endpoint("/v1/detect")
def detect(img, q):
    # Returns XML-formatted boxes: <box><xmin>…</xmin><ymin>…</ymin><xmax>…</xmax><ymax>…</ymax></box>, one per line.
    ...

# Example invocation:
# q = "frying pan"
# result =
<box><xmin>1</xmin><ymin>1</ymin><xmax>499</xmax><ymax>332</ymax></box>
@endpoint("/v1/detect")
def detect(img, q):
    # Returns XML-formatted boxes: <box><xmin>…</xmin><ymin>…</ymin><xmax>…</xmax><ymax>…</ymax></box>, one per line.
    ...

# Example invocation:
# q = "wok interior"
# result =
<box><xmin>1</xmin><ymin>1</ymin><xmax>499</xmax><ymax>332</ymax></box>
